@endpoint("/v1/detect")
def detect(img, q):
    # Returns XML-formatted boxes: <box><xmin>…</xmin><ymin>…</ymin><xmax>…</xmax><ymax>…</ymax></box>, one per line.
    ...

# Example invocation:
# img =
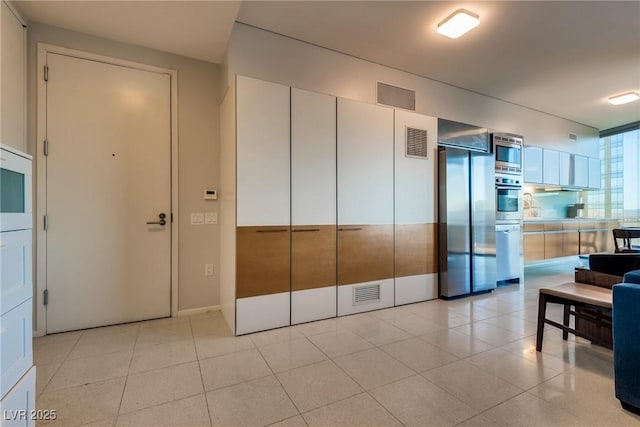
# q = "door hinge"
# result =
<box><xmin>171</xmin><ymin>212</ymin><xmax>174</xmax><ymax>223</ymax></box>
<box><xmin>43</xmin><ymin>289</ymin><xmax>49</xmax><ymax>306</ymax></box>
<box><xmin>43</xmin><ymin>214</ymin><xmax>48</xmax><ymax>231</ymax></box>
<box><xmin>44</xmin><ymin>65</ymin><xmax>49</xmax><ymax>82</ymax></box>
<box><xmin>43</xmin><ymin>140</ymin><xmax>49</xmax><ymax>156</ymax></box>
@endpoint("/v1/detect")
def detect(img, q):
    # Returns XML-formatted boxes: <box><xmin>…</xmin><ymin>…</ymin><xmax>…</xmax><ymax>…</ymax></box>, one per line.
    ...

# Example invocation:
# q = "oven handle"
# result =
<box><xmin>496</xmin><ymin>185</ymin><xmax>522</xmax><ymax>190</ymax></box>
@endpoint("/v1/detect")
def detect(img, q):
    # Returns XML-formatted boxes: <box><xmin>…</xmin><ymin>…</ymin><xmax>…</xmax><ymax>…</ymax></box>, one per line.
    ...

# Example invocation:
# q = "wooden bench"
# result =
<box><xmin>536</xmin><ymin>282</ymin><xmax>613</xmax><ymax>351</ymax></box>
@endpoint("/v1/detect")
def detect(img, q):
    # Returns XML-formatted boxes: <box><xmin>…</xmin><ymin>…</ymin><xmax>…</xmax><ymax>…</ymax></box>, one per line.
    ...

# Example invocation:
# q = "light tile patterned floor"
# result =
<box><xmin>34</xmin><ymin>261</ymin><xmax>640</xmax><ymax>426</ymax></box>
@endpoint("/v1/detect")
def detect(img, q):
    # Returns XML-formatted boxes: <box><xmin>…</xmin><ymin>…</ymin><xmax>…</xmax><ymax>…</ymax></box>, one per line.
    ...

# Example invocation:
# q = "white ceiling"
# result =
<box><xmin>13</xmin><ymin>1</ymin><xmax>640</xmax><ymax>130</ymax></box>
<box><xmin>14</xmin><ymin>1</ymin><xmax>241</xmax><ymax>63</ymax></box>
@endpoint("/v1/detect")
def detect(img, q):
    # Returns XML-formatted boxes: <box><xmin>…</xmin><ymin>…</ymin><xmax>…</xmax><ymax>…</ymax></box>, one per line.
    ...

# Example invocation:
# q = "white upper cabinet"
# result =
<box><xmin>588</xmin><ymin>157</ymin><xmax>601</xmax><ymax>189</ymax></box>
<box><xmin>394</xmin><ymin>110</ymin><xmax>437</xmax><ymax>224</ymax></box>
<box><xmin>236</xmin><ymin>76</ymin><xmax>290</xmax><ymax>226</ymax></box>
<box><xmin>559</xmin><ymin>151</ymin><xmax>571</xmax><ymax>186</ymax></box>
<box><xmin>337</xmin><ymin>98</ymin><xmax>394</xmax><ymax>225</ymax></box>
<box><xmin>1</xmin><ymin>2</ymin><xmax>26</xmax><ymax>152</ymax></box>
<box><xmin>524</xmin><ymin>146</ymin><xmax>543</xmax><ymax>184</ymax></box>
<box><xmin>542</xmin><ymin>149</ymin><xmax>560</xmax><ymax>185</ymax></box>
<box><xmin>572</xmin><ymin>154</ymin><xmax>589</xmax><ymax>188</ymax></box>
<box><xmin>291</xmin><ymin>88</ymin><xmax>336</xmax><ymax>226</ymax></box>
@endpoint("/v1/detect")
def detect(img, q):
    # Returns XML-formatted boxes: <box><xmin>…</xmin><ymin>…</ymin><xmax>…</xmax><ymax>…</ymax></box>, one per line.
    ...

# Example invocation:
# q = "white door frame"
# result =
<box><xmin>35</xmin><ymin>43</ymin><xmax>179</xmax><ymax>336</ymax></box>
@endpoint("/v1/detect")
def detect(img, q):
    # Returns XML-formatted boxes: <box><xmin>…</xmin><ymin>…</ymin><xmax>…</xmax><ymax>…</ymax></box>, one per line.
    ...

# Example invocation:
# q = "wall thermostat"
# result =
<box><xmin>204</xmin><ymin>189</ymin><xmax>218</xmax><ymax>200</ymax></box>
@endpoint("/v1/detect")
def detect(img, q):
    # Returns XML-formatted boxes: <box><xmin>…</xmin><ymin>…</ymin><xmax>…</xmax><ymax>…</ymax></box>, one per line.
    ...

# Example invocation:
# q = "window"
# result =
<box><xmin>584</xmin><ymin>128</ymin><xmax>640</xmax><ymax>226</ymax></box>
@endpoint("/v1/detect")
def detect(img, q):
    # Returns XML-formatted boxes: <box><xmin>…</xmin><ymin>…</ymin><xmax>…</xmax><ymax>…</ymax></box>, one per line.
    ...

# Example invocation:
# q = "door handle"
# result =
<box><xmin>147</xmin><ymin>213</ymin><xmax>166</xmax><ymax>226</ymax></box>
<box><xmin>338</xmin><ymin>227</ymin><xmax>363</xmax><ymax>231</ymax></box>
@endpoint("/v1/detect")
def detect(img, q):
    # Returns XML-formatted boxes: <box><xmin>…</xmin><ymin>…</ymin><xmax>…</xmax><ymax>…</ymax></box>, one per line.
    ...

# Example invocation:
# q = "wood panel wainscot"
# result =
<box><xmin>291</xmin><ymin>225</ymin><xmax>337</xmax><ymax>291</ymax></box>
<box><xmin>236</xmin><ymin>226</ymin><xmax>291</xmax><ymax>298</ymax></box>
<box><xmin>395</xmin><ymin>223</ymin><xmax>437</xmax><ymax>277</ymax></box>
<box><xmin>338</xmin><ymin>224</ymin><xmax>394</xmax><ymax>285</ymax></box>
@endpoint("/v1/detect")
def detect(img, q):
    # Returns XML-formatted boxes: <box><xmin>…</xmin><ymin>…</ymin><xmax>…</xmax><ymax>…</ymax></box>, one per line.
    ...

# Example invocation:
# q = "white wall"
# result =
<box><xmin>26</xmin><ymin>23</ymin><xmax>220</xmax><ymax>318</ymax></box>
<box><xmin>225</xmin><ymin>23</ymin><xmax>599</xmax><ymax>157</ymax></box>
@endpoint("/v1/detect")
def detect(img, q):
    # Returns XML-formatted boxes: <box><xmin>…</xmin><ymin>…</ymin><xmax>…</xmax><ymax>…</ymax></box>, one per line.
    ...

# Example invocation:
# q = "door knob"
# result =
<box><xmin>146</xmin><ymin>213</ymin><xmax>167</xmax><ymax>226</ymax></box>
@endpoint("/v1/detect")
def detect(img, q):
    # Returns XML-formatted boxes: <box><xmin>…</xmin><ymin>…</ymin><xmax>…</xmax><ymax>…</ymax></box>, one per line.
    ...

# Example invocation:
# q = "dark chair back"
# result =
<box><xmin>613</xmin><ymin>229</ymin><xmax>640</xmax><ymax>253</ymax></box>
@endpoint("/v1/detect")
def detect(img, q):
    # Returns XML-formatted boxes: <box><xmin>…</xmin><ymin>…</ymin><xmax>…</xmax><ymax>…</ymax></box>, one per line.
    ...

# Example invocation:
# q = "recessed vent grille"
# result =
<box><xmin>569</xmin><ymin>133</ymin><xmax>578</xmax><ymax>141</ymax></box>
<box><xmin>406</xmin><ymin>127</ymin><xmax>428</xmax><ymax>159</ymax></box>
<box><xmin>377</xmin><ymin>82</ymin><xmax>416</xmax><ymax>111</ymax></box>
<box><xmin>353</xmin><ymin>283</ymin><xmax>381</xmax><ymax>305</ymax></box>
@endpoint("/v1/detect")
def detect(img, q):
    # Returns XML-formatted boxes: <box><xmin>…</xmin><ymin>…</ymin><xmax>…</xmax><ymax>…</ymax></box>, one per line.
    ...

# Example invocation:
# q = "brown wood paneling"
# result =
<box><xmin>338</xmin><ymin>224</ymin><xmax>394</xmax><ymax>285</ymax></box>
<box><xmin>395</xmin><ymin>223</ymin><xmax>437</xmax><ymax>277</ymax></box>
<box><xmin>562</xmin><ymin>231</ymin><xmax>580</xmax><ymax>256</ymax></box>
<box><xmin>291</xmin><ymin>225</ymin><xmax>336</xmax><ymax>291</ymax></box>
<box><xmin>524</xmin><ymin>233</ymin><xmax>545</xmax><ymax>262</ymax></box>
<box><xmin>544</xmin><ymin>223</ymin><xmax>563</xmax><ymax>231</ymax></box>
<box><xmin>544</xmin><ymin>233</ymin><xmax>563</xmax><ymax>259</ymax></box>
<box><xmin>524</xmin><ymin>223</ymin><xmax>545</xmax><ymax>232</ymax></box>
<box><xmin>236</xmin><ymin>226</ymin><xmax>290</xmax><ymax>298</ymax></box>
<box><xmin>579</xmin><ymin>230</ymin><xmax>599</xmax><ymax>254</ymax></box>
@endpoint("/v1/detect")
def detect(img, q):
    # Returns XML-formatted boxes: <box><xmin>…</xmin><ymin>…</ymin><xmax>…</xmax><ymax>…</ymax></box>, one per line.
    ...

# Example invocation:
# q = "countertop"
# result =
<box><xmin>523</xmin><ymin>218</ymin><xmax>619</xmax><ymax>223</ymax></box>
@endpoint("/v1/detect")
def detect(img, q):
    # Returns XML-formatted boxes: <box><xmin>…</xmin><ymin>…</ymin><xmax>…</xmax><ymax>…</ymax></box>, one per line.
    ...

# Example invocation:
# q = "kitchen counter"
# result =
<box><xmin>524</xmin><ymin>218</ymin><xmax>618</xmax><ymax>223</ymax></box>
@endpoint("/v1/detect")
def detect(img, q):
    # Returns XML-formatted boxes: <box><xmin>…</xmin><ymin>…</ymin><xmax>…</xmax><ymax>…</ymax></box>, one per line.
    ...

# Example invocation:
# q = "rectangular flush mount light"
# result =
<box><xmin>609</xmin><ymin>92</ymin><xmax>640</xmax><ymax>105</ymax></box>
<box><xmin>437</xmin><ymin>9</ymin><xmax>480</xmax><ymax>39</ymax></box>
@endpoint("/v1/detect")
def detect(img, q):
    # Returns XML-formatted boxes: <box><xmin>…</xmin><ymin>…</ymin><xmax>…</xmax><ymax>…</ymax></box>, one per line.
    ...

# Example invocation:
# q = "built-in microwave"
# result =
<box><xmin>493</xmin><ymin>133</ymin><xmax>523</xmax><ymax>175</ymax></box>
<box><xmin>0</xmin><ymin>145</ymin><xmax>32</xmax><ymax>232</ymax></box>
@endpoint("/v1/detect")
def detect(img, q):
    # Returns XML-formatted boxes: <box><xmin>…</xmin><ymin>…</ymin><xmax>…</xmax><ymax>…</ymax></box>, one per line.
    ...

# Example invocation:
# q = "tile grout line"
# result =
<box><xmin>37</xmin><ymin>330</ymin><xmax>85</xmax><ymax>396</ymax></box>
<box><xmin>115</xmin><ymin>325</ymin><xmax>140</xmax><ymax>417</ymax></box>
<box><xmin>190</xmin><ymin>316</ymin><xmax>215</xmax><ymax>427</ymax></box>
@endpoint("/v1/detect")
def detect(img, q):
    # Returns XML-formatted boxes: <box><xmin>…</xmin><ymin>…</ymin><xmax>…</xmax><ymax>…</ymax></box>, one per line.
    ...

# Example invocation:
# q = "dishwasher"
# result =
<box><xmin>496</xmin><ymin>222</ymin><xmax>523</xmax><ymax>284</ymax></box>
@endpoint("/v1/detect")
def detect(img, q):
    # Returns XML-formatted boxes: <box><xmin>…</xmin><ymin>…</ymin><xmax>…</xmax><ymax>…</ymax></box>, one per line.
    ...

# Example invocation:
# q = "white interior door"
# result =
<box><xmin>45</xmin><ymin>53</ymin><xmax>171</xmax><ymax>333</ymax></box>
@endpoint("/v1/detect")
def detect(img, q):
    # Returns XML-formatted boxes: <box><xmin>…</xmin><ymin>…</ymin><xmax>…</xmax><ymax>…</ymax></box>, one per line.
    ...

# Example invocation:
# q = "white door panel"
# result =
<box><xmin>394</xmin><ymin>111</ymin><xmax>437</xmax><ymax>224</ymax></box>
<box><xmin>236</xmin><ymin>76</ymin><xmax>290</xmax><ymax>226</ymax></box>
<box><xmin>46</xmin><ymin>53</ymin><xmax>171</xmax><ymax>333</ymax></box>
<box><xmin>337</xmin><ymin>98</ymin><xmax>393</xmax><ymax>225</ymax></box>
<box><xmin>291</xmin><ymin>88</ymin><xmax>336</xmax><ymax>226</ymax></box>
<box><xmin>0</xmin><ymin>366</ymin><xmax>36</xmax><ymax>427</ymax></box>
<box><xmin>0</xmin><ymin>299</ymin><xmax>32</xmax><ymax>399</ymax></box>
<box><xmin>0</xmin><ymin>230</ymin><xmax>32</xmax><ymax>316</ymax></box>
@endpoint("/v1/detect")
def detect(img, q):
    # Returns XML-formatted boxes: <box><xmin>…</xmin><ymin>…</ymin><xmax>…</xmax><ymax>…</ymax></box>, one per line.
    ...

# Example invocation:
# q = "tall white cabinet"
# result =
<box><xmin>1</xmin><ymin>146</ymin><xmax>35</xmax><ymax>427</ymax></box>
<box><xmin>235</xmin><ymin>76</ymin><xmax>291</xmax><ymax>335</ymax></box>
<box><xmin>394</xmin><ymin>110</ymin><xmax>438</xmax><ymax>305</ymax></box>
<box><xmin>291</xmin><ymin>88</ymin><xmax>337</xmax><ymax>324</ymax></box>
<box><xmin>336</xmin><ymin>98</ymin><xmax>395</xmax><ymax>316</ymax></box>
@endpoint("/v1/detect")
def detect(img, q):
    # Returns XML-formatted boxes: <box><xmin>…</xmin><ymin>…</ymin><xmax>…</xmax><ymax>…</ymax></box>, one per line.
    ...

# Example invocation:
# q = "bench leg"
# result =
<box><xmin>562</xmin><ymin>304</ymin><xmax>570</xmax><ymax>340</ymax></box>
<box><xmin>536</xmin><ymin>293</ymin><xmax>547</xmax><ymax>352</ymax></box>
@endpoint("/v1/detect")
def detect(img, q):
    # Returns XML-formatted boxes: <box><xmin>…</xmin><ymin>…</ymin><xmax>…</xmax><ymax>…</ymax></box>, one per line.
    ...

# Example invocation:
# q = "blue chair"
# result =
<box><xmin>613</xmin><ymin>270</ymin><xmax>640</xmax><ymax>414</ymax></box>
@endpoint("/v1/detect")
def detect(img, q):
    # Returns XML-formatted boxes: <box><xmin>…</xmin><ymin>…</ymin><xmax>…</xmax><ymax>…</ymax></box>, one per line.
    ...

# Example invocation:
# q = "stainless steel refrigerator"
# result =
<box><xmin>438</xmin><ymin>121</ymin><xmax>497</xmax><ymax>298</ymax></box>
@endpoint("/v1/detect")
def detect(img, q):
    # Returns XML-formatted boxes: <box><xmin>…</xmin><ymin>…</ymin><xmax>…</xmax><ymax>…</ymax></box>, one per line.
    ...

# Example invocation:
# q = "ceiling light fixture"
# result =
<box><xmin>608</xmin><ymin>92</ymin><xmax>640</xmax><ymax>105</ymax></box>
<box><xmin>437</xmin><ymin>9</ymin><xmax>480</xmax><ymax>39</ymax></box>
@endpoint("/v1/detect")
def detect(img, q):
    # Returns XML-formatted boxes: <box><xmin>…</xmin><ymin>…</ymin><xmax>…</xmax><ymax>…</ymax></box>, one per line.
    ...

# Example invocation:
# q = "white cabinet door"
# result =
<box><xmin>0</xmin><ymin>366</ymin><xmax>35</xmax><ymax>427</ymax></box>
<box><xmin>572</xmin><ymin>155</ymin><xmax>589</xmax><ymax>188</ymax></box>
<box><xmin>0</xmin><ymin>299</ymin><xmax>32</xmax><ymax>399</ymax></box>
<box><xmin>337</xmin><ymin>98</ymin><xmax>394</xmax><ymax>225</ymax></box>
<box><xmin>291</xmin><ymin>88</ymin><xmax>336</xmax><ymax>226</ymax></box>
<box><xmin>1</xmin><ymin>2</ymin><xmax>26</xmax><ymax>152</ymax></box>
<box><xmin>236</xmin><ymin>76</ymin><xmax>290</xmax><ymax>226</ymax></box>
<box><xmin>542</xmin><ymin>149</ymin><xmax>560</xmax><ymax>185</ymax></box>
<box><xmin>559</xmin><ymin>152</ymin><xmax>571</xmax><ymax>186</ymax></box>
<box><xmin>0</xmin><ymin>230</ymin><xmax>32</xmax><ymax>316</ymax></box>
<box><xmin>524</xmin><ymin>146</ymin><xmax>543</xmax><ymax>184</ymax></box>
<box><xmin>588</xmin><ymin>157</ymin><xmax>601</xmax><ymax>189</ymax></box>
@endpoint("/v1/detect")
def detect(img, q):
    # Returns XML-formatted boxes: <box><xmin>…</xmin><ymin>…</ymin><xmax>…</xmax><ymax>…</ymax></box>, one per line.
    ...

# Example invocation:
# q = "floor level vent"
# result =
<box><xmin>353</xmin><ymin>283</ymin><xmax>381</xmax><ymax>305</ymax></box>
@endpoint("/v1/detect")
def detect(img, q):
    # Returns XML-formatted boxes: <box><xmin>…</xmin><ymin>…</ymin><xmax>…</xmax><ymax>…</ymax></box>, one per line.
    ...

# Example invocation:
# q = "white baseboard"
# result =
<box><xmin>177</xmin><ymin>305</ymin><xmax>221</xmax><ymax>317</ymax></box>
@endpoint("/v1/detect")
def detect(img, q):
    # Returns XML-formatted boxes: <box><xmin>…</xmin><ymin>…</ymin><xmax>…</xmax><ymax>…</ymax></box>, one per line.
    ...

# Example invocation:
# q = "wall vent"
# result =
<box><xmin>353</xmin><ymin>283</ymin><xmax>381</xmax><ymax>305</ymax></box>
<box><xmin>377</xmin><ymin>82</ymin><xmax>415</xmax><ymax>111</ymax></box>
<box><xmin>569</xmin><ymin>133</ymin><xmax>578</xmax><ymax>141</ymax></box>
<box><xmin>406</xmin><ymin>127</ymin><xmax>428</xmax><ymax>159</ymax></box>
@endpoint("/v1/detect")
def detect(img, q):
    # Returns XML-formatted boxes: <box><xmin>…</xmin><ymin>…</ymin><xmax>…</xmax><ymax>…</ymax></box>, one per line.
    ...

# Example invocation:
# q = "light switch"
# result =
<box><xmin>205</xmin><ymin>264</ymin><xmax>214</xmax><ymax>276</ymax></box>
<box><xmin>190</xmin><ymin>213</ymin><xmax>204</xmax><ymax>225</ymax></box>
<box><xmin>205</xmin><ymin>212</ymin><xmax>217</xmax><ymax>225</ymax></box>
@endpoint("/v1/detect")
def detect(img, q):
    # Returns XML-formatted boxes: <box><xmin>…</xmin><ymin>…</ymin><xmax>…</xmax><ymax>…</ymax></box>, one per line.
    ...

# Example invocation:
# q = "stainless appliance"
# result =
<box><xmin>495</xmin><ymin>174</ymin><xmax>523</xmax><ymax>222</ymax></box>
<box><xmin>496</xmin><ymin>222</ymin><xmax>523</xmax><ymax>284</ymax></box>
<box><xmin>438</xmin><ymin>120</ymin><xmax>496</xmax><ymax>298</ymax></box>
<box><xmin>493</xmin><ymin>133</ymin><xmax>523</xmax><ymax>175</ymax></box>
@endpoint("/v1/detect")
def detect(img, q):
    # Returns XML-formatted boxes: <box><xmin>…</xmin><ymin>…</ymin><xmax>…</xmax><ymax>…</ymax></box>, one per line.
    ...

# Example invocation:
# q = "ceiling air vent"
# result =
<box><xmin>353</xmin><ymin>283</ymin><xmax>381</xmax><ymax>305</ymax></box>
<box><xmin>406</xmin><ymin>127</ymin><xmax>428</xmax><ymax>159</ymax></box>
<box><xmin>569</xmin><ymin>133</ymin><xmax>578</xmax><ymax>141</ymax></box>
<box><xmin>377</xmin><ymin>82</ymin><xmax>415</xmax><ymax>111</ymax></box>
